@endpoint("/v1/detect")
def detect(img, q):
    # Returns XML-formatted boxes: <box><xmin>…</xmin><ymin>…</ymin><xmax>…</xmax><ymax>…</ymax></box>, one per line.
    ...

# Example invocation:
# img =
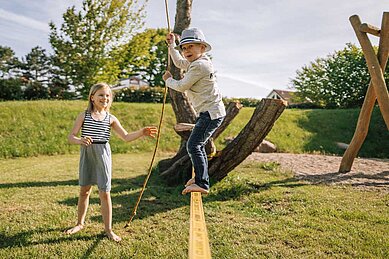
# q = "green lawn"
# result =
<box><xmin>1</xmin><ymin>153</ymin><xmax>388</xmax><ymax>258</ymax></box>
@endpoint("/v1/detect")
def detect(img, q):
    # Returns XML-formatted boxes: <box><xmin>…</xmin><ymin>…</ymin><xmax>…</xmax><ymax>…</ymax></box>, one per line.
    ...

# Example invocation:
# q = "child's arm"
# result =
<box><xmin>163</xmin><ymin>62</ymin><xmax>203</xmax><ymax>92</ymax></box>
<box><xmin>169</xmin><ymin>45</ymin><xmax>190</xmax><ymax>70</ymax></box>
<box><xmin>166</xmin><ymin>33</ymin><xmax>190</xmax><ymax>70</ymax></box>
<box><xmin>68</xmin><ymin>112</ymin><xmax>92</xmax><ymax>146</ymax></box>
<box><xmin>111</xmin><ymin>115</ymin><xmax>157</xmax><ymax>142</ymax></box>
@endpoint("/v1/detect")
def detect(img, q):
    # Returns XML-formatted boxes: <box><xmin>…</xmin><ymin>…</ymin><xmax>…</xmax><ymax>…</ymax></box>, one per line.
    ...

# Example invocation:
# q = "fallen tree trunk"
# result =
<box><xmin>209</xmin><ymin>99</ymin><xmax>286</xmax><ymax>181</ymax></box>
<box><xmin>160</xmin><ymin>98</ymin><xmax>286</xmax><ymax>185</ymax></box>
<box><xmin>158</xmin><ymin>101</ymin><xmax>242</xmax><ymax>173</ymax></box>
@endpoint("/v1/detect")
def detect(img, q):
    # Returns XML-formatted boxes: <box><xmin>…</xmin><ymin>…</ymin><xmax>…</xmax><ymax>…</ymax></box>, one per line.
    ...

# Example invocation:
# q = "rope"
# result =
<box><xmin>124</xmin><ymin>0</ymin><xmax>171</xmax><ymax>228</ymax></box>
<box><xmin>165</xmin><ymin>0</ymin><xmax>171</xmax><ymax>71</ymax></box>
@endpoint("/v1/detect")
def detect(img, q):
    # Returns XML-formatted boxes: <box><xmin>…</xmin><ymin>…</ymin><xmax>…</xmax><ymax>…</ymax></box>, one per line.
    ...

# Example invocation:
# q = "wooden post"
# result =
<box><xmin>339</xmin><ymin>13</ymin><xmax>389</xmax><ymax>173</ymax></box>
<box><xmin>349</xmin><ymin>14</ymin><xmax>389</xmax><ymax>129</ymax></box>
<box><xmin>359</xmin><ymin>23</ymin><xmax>381</xmax><ymax>37</ymax></box>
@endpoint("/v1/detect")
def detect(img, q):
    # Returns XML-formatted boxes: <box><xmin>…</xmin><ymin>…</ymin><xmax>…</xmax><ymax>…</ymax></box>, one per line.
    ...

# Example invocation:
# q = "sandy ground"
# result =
<box><xmin>247</xmin><ymin>153</ymin><xmax>389</xmax><ymax>192</ymax></box>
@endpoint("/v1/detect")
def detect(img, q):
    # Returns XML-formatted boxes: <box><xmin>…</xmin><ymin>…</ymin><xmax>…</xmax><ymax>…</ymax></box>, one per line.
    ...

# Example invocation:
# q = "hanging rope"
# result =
<box><xmin>124</xmin><ymin>0</ymin><xmax>171</xmax><ymax>228</ymax></box>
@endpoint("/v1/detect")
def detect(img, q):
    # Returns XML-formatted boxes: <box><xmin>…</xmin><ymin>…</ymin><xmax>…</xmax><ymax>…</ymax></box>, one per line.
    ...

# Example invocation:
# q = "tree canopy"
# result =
<box><xmin>120</xmin><ymin>28</ymin><xmax>168</xmax><ymax>87</ymax></box>
<box><xmin>291</xmin><ymin>43</ymin><xmax>389</xmax><ymax>108</ymax></box>
<box><xmin>49</xmin><ymin>0</ymin><xmax>147</xmax><ymax>95</ymax></box>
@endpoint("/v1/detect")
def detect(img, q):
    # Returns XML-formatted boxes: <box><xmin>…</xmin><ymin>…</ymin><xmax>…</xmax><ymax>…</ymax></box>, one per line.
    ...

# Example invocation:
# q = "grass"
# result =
<box><xmin>0</xmin><ymin>100</ymin><xmax>388</xmax><ymax>159</ymax></box>
<box><xmin>1</xmin><ymin>153</ymin><xmax>388</xmax><ymax>258</ymax></box>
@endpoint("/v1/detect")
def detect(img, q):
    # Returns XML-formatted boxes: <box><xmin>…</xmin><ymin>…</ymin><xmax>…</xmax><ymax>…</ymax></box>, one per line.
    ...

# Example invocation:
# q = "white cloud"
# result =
<box><xmin>0</xmin><ymin>8</ymin><xmax>48</xmax><ymax>32</ymax></box>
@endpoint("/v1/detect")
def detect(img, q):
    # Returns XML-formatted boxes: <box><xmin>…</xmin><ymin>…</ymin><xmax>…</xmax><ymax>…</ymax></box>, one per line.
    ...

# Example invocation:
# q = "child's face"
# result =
<box><xmin>91</xmin><ymin>87</ymin><xmax>111</xmax><ymax>110</ymax></box>
<box><xmin>181</xmin><ymin>43</ymin><xmax>205</xmax><ymax>62</ymax></box>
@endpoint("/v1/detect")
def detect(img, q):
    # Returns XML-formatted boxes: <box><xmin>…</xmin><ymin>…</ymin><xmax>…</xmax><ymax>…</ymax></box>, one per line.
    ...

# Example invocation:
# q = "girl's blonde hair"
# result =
<box><xmin>87</xmin><ymin>83</ymin><xmax>114</xmax><ymax>112</ymax></box>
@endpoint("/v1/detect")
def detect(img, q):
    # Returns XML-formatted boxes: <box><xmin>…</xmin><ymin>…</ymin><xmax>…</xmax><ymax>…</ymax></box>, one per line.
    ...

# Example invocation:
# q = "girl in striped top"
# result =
<box><xmin>65</xmin><ymin>83</ymin><xmax>157</xmax><ymax>242</ymax></box>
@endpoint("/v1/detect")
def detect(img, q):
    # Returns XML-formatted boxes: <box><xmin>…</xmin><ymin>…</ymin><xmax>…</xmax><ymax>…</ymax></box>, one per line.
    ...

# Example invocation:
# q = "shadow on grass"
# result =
<box><xmin>296</xmin><ymin>108</ymin><xmax>389</xmax><ymax>158</ymax></box>
<box><xmin>296</xmin><ymin>170</ymin><xmax>389</xmax><ymax>188</ymax></box>
<box><xmin>0</xmin><ymin>227</ymin><xmax>105</xmax><ymax>259</ymax></box>
<box><xmin>0</xmin><ymin>179</ymin><xmax>78</xmax><ymax>189</ymax></box>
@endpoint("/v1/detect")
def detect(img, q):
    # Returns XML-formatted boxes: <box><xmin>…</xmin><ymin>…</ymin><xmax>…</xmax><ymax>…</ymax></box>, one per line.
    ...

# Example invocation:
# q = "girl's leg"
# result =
<box><xmin>65</xmin><ymin>185</ymin><xmax>92</xmax><ymax>234</ymax></box>
<box><xmin>99</xmin><ymin>190</ymin><xmax>121</xmax><ymax>242</ymax></box>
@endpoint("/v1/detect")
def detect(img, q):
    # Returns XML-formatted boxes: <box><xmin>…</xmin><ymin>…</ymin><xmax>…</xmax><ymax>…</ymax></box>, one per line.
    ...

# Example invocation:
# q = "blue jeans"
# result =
<box><xmin>187</xmin><ymin>112</ymin><xmax>224</xmax><ymax>190</ymax></box>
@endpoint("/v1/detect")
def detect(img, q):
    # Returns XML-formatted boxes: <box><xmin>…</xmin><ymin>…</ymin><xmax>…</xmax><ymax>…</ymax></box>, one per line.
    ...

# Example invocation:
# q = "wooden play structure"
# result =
<box><xmin>339</xmin><ymin>13</ymin><xmax>389</xmax><ymax>173</ymax></box>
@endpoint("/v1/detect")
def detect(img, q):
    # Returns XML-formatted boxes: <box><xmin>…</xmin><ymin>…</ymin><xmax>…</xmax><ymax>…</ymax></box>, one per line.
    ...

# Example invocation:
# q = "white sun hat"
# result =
<box><xmin>175</xmin><ymin>28</ymin><xmax>212</xmax><ymax>52</ymax></box>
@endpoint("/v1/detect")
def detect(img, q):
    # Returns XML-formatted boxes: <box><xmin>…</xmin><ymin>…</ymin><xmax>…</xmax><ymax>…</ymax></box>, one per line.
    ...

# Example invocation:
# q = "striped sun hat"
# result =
<box><xmin>175</xmin><ymin>28</ymin><xmax>212</xmax><ymax>52</ymax></box>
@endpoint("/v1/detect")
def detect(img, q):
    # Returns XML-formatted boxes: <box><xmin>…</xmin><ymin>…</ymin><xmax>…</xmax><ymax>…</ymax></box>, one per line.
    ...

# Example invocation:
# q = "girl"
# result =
<box><xmin>65</xmin><ymin>82</ymin><xmax>157</xmax><ymax>242</ymax></box>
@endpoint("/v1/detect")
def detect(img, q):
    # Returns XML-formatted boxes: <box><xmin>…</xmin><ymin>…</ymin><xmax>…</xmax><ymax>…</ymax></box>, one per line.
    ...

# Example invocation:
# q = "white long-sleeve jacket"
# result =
<box><xmin>166</xmin><ymin>45</ymin><xmax>226</xmax><ymax>120</ymax></box>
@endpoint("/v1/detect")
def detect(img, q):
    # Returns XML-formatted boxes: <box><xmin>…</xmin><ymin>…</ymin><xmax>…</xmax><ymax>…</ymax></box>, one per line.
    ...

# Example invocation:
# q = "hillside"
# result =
<box><xmin>0</xmin><ymin>100</ymin><xmax>387</xmax><ymax>159</ymax></box>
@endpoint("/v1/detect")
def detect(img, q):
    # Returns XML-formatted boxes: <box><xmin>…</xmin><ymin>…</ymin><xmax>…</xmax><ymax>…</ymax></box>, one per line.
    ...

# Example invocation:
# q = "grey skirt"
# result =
<box><xmin>79</xmin><ymin>143</ymin><xmax>112</xmax><ymax>192</ymax></box>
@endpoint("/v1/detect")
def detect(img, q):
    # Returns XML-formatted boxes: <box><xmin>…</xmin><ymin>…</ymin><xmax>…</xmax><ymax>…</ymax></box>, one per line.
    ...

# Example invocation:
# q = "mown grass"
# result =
<box><xmin>0</xmin><ymin>154</ymin><xmax>388</xmax><ymax>258</ymax></box>
<box><xmin>0</xmin><ymin>100</ymin><xmax>388</xmax><ymax>159</ymax></box>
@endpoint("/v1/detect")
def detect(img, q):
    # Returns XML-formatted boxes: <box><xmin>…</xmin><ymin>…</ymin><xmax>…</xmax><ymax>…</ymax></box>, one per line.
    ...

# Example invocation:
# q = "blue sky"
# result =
<box><xmin>0</xmin><ymin>0</ymin><xmax>387</xmax><ymax>98</ymax></box>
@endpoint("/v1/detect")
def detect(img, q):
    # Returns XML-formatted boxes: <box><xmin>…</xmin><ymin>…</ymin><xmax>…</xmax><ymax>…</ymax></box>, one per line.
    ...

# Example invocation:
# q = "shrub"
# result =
<box><xmin>114</xmin><ymin>86</ymin><xmax>170</xmax><ymax>103</ymax></box>
<box><xmin>0</xmin><ymin>78</ymin><xmax>24</xmax><ymax>101</ymax></box>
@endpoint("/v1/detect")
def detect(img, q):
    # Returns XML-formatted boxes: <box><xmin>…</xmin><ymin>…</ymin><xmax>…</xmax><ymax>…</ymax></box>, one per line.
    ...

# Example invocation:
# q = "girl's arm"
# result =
<box><xmin>111</xmin><ymin>115</ymin><xmax>157</xmax><ymax>142</ymax></box>
<box><xmin>68</xmin><ymin>112</ymin><xmax>92</xmax><ymax>146</ymax></box>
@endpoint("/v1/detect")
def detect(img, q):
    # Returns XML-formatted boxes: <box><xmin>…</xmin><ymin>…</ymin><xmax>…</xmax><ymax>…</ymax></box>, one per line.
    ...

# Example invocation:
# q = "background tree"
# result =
<box><xmin>22</xmin><ymin>46</ymin><xmax>51</xmax><ymax>85</ymax></box>
<box><xmin>0</xmin><ymin>46</ymin><xmax>20</xmax><ymax>79</ymax></box>
<box><xmin>121</xmin><ymin>28</ymin><xmax>168</xmax><ymax>86</ymax></box>
<box><xmin>292</xmin><ymin>43</ymin><xmax>389</xmax><ymax>108</ymax></box>
<box><xmin>49</xmin><ymin>0</ymin><xmax>147</xmax><ymax>96</ymax></box>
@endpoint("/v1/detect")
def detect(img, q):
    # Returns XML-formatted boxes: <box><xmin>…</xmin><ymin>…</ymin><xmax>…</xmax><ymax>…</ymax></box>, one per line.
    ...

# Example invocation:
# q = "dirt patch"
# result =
<box><xmin>247</xmin><ymin>153</ymin><xmax>389</xmax><ymax>192</ymax></box>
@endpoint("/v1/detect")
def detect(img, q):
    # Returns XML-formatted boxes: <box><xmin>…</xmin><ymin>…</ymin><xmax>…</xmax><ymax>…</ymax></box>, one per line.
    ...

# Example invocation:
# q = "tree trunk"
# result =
<box><xmin>169</xmin><ymin>0</ymin><xmax>196</xmax><ymax>124</ymax></box>
<box><xmin>160</xmin><ymin>99</ymin><xmax>286</xmax><ymax>185</ymax></box>
<box><xmin>159</xmin><ymin>101</ymin><xmax>243</xmax><ymax>185</ymax></box>
<box><xmin>210</xmin><ymin>99</ymin><xmax>286</xmax><ymax>181</ymax></box>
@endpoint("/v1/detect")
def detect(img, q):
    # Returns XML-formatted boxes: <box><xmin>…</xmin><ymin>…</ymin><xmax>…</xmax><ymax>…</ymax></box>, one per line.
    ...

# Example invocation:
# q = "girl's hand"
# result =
<box><xmin>80</xmin><ymin>136</ymin><xmax>92</xmax><ymax>146</ymax></box>
<box><xmin>166</xmin><ymin>33</ymin><xmax>175</xmax><ymax>45</ymax></box>
<box><xmin>143</xmin><ymin>126</ymin><xmax>158</xmax><ymax>138</ymax></box>
<box><xmin>162</xmin><ymin>71</ymin><xmax>172</xmax><ymax>81</ymax></box>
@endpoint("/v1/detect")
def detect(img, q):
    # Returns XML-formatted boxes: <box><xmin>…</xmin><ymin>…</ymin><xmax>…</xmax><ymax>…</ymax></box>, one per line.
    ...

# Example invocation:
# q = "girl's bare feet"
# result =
<box><xmin>185</xmin><ymin>178</ymin><xmax>195</xmax><ymax>187</ymax></box>
<box><xmin>182</xmin><ymin>184</ymin><xmax>209</xmax><ymax>195</ymax></box>
<box><xmin>106</xmin><ymin>230</ymin><xmax>122</xmax><ymax>242</ymax></box>
<box><xmin>64</xmin><ymin>224</ymin><xmax>84</xmax><ymax>235</ymax></box>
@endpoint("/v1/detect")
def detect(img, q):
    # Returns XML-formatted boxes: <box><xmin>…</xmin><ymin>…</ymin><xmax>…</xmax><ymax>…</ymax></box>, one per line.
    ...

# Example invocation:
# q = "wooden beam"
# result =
<box><xmin>339</xmin><ymin>12</ymin><xmax>389</xmax><ymax>173</ymax></box>
<box><xmin>189</xmin><ymin>192</ymin><xmax>211</xmax><ymax>259</ymax></box>
<box><xmin>189</xmin><ymin>168</ymin><xmax>211</xmax><ymax>259</ymax></box>
<box><xmin>359</xmin><ymin>23</ymin><xmax>381</xmax><ymax>37</ymax></box>
<box><xmin>349</xmin><ymin>14</ymin><xmax>389</xmax><ymax>129</ymax></box>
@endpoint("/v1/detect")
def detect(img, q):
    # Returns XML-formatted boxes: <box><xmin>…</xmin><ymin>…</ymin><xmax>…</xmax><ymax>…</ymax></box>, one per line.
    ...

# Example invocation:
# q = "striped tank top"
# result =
<box><xmin>81</xmin><ymin>111</ymin><xmax>111</xmax><ymax>143</ymax></box>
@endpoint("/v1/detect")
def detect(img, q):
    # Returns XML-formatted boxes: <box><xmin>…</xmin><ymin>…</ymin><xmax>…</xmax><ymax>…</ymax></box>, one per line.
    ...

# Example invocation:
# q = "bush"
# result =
<box><xmin>0</xmin><ymin>78</ymin><xmax>24</xmax><ymax>101</ymax></box>
<box><xmin>223</xmin><ymin>97</ymin><xmax>261</xmax><ymax>107</ymax></box>
<box><xmin>114</xmin><ymin>86</ymin><xmax>170</xmax><ymax>103</ymax></box>
<box><xmin>24</xmin><ymin>81</ymin><xmax>50</xmax><ymax>100</ymax></box>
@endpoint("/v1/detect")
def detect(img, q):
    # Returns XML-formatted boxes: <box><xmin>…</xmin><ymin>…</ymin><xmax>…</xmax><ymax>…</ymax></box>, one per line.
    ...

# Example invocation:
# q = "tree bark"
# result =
<box><xmin>160</xmin><ymin>99</ymin><xmax>286</xmax><ymax>185</ymax></box>
<box><xmin>158</xmin><ymin>0</ymin><xmax>195</xmax><ymax>174</ymax></box>
<box><xmin>169</xmin><ymin>0</ymin><xmax>196</xmax><ymax>124</ymax></box>
<box><xmin>158</xmin><ymin>101</ymin><xmax>243</xmax><ymax>178</ymax></box>
<box><xmin>209</xmin><ymin>99</ymin><xmax>286</xmax><ymax>181</ymax></box>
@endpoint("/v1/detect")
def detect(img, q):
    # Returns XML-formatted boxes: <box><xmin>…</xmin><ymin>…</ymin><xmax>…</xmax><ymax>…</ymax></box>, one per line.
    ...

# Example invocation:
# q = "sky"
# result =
<box><xmin>0</xmin><ymin>0</ymin><xmax>387</xmax><ymax>98</ymax></box>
